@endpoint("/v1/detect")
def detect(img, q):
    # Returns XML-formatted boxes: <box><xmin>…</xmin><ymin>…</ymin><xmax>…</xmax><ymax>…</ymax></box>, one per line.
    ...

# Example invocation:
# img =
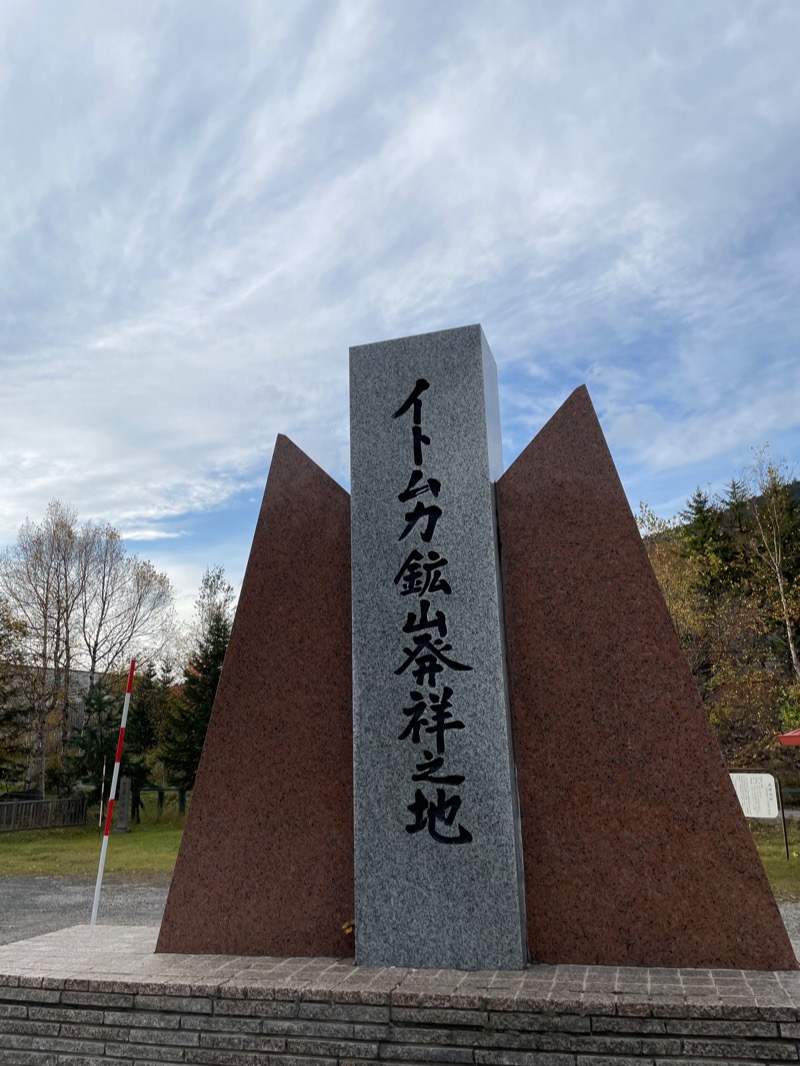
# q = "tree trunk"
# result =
<box><xmin>776</xmin><ymin>569</ymin><xmax>800</xmax><ymax>682</ymax></box>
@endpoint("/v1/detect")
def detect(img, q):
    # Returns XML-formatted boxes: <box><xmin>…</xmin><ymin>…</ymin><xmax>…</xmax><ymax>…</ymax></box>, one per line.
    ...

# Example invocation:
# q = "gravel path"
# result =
<box><xmin>2</xmin><ymin>875</ymin><xmax>799</xmax><ymax>961</ymax></box>
<box><xmin>0</xmin><ymin>874</ymin><xmax>170</xmax><ymax>946</ymax></box>
<box><xmin>779</xmin><ymin>901</ymin><xmax>800</xmax><ymax>946</ymax></box>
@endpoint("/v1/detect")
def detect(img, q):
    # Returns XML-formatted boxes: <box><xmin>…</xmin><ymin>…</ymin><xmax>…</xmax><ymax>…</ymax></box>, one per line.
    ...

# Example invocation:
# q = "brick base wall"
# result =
<box><xmin>4</xmin><ymin>981</ymin><xmax>800</xmax><ymax>1065</ymax></box>
<box><xmin>2</xmin><ymin>927</ymin><xmax>800</xmax><ymax>1065</ymax></box>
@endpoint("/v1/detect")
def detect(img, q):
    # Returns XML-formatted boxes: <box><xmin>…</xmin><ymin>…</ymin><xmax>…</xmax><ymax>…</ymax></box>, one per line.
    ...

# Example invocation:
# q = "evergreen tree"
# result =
<box><xmin>641</xmin><ymin>454</ymin><xmax>800</xmax><ymax>767</ymax></box>
<box><xmin>161</xmin><ymin>568</ymin><xmax>234</xmax><ymax>791</ymax></box>
<box><xmin>0</xmin><ymin>600</ymin><xmax>26</xmax><ymax>788</ymax></box>
<box><xmin>67</xmin><ymin>675</ymin><xmax>150</xmax><ymax>810</ymax></box>
<box><xmin>124</xmin><ymin>661</ymin><xmax>180</xmax><ymax>820</ymax></box>
<box><xmin>128</xmin><ymin>660</ymin><xmax>179</xmax><ymax>753</ymax></box>
<box><xmin>66</xmin><ymin>680</ymin><xmax>117</xmax><ymax>804</ymax></box>
<box><xmin>679</xmin><ymin>488</ymin><xmax>726</xmax><ymax>596</ymax></box>
<box><xmin>719</xmin><ymin>478</ymin><xmax>754</xmax><ymax>590</ymax></box>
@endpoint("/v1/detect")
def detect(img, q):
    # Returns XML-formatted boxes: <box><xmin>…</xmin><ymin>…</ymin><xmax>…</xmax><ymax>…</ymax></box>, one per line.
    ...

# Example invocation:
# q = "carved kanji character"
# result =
<box><xmin>394</xmin><ymin>634</ymin><xmax>472</xmax><ymax>687</ymax></box>
<box><xmin>398</xmin><ymin>691</ymin><xmax>428</xmax><ymax>744</ymax></box>
<box><xmin>402</xmin><ymin>599</ymin><xmax>447</xmax><ymax>639</ymax></box>
<box><xmin>424</xmin><ymin>686</ymin><xmax>464</xmax><ymax>754</ymax></box>
<box><xmin>406</xmin><ymin>788</ymin><xmax>473</xmax><ymax>844</ymax></box>
<box><xmin>394</xmin><ymin>550</ymin><xmax>452</xmax><ymax>597</ymax></box>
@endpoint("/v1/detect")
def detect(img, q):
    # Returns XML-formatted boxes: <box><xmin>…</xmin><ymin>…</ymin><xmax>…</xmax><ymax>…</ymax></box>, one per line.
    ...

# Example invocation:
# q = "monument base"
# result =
<box><xmin>2</xmin><ymin>926</ymin><xmax>800</xmax><ymax>1064</ymax></box>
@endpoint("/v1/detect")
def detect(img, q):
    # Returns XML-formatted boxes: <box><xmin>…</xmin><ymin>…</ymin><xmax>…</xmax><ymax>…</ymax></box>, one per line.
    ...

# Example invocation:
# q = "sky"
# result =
<box><xmin>1</xmin><ymin>0</ymin><xmax>799</xmax><ymax>620</ymax></box>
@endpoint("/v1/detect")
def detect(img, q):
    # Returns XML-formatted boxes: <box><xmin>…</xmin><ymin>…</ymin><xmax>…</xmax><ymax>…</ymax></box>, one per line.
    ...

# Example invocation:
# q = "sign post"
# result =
<box><xmin>730</xmin><ymin>771</ymin><xmax>789</xmax><ymax>861</ymax></box>
<box><xmin>730</xmin><ymin>772</ymin><xmax>779</xmax><ymax>819</ymax></box>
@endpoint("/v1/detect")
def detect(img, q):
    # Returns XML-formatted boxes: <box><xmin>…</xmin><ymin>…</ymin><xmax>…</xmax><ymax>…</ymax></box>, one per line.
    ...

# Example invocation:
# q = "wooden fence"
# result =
<box><xmin>0</xmin><ymin>796</ymin><xmax>88</xmax><ymax>832</ymax></box>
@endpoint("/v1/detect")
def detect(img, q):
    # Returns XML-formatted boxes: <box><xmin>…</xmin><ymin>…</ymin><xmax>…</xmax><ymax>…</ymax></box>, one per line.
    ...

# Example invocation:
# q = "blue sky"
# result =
<box><xmin>1</xmin><ymin>1</ymin><xmax>799</xmax><ymax>619</ymax></box>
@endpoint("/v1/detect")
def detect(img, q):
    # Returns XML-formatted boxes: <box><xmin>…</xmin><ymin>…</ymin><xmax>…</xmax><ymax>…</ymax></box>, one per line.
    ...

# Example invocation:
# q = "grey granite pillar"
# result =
<box><xmin>350</xmin><ymin>324</ymin><xmax>527</xmax><ymax>970</ymax></box>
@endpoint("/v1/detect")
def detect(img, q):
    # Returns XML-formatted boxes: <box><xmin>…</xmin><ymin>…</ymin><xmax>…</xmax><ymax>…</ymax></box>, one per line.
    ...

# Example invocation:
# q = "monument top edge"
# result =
<box><xmin>349</xmin><ymin>322</ymin><xmax>484</xmax><ymax>355</ymax></box>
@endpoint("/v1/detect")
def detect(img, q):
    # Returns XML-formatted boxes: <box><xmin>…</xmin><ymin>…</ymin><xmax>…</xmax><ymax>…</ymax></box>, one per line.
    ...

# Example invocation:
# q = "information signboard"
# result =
<box><xmin>730</xmin><ymin>773</ymin><xmax>779</xmax><ymax>820</ymax></box>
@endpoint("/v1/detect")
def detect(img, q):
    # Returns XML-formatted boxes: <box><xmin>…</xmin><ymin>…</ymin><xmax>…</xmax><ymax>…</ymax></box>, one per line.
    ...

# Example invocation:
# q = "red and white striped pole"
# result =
<box><xmin>98</xmin><ymin>755</ymin><xmax>107</xmax><ymax>829</ymax></box>
<box><xmin>90</xmin><ymin>659</ymin><xmax>136</xmax><ymax>927</ymax></box>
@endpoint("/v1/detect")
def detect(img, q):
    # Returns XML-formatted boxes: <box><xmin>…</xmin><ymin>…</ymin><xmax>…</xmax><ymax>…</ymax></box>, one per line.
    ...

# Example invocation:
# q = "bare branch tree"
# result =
<box><xmin>0</xmin><ymin>501</ymin><xmax>80</xmax><ymax>792</ymax></box>
<box><xmin>0</xmin><ymin>501</ymin><xmax>174</xmax><ymax>793</ymax></box>
<box><xmin>746</xmin><ymin>448</ymin><xmax>800</xmax><ymax>683</ymax></box>
<box><xmin>80</xmin><ymin>529</ymin><xmax>174</xmax><ymax>681</ymax></box>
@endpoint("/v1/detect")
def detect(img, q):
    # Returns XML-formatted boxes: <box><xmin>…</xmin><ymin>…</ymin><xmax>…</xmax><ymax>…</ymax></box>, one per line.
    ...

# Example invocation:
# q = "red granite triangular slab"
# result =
<box><xmin>496</xmin><ymin>386</ymin><xmax>796</xmax><ymax>969</ymax></box>
<box><xmin>157</xmin><ymin>435</ymin><xmax>354</xmax><ymax>956</ymax></box>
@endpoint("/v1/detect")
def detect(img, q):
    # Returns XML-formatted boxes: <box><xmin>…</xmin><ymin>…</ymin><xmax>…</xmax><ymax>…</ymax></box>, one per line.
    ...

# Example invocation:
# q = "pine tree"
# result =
<box><xmin>0</xmin><ymin>601</ymin><xmax>26</xmax><ymax>788</ymax></box>
<box><xmin>641</xmin><ymin>456</ymin><xmax>800</xmax><ymax>766</ymax></box>
<box><xmin>161</xmin><ymin>568</ymin><xmax>234</xmax><ymax>791</ymax></box>
<box><xmin>67</xmin><ymin>675</ymin><xmax>149</xmax><ymax>810</ymax></box>
<box><xmin>719</xmin><ymin>478</ymin><xmax>754</xmax><ymax>590</ymax></box>
<box><xmin>128</xmin><ymin>660</ymin><xmax>179</xmax><ymax>753</ymax></box>
<box><xmin>679</xmin><ymin>488</ymin><xmax>726</xmax><ymax>596</ymax></box>
<box><xmin>124</xmin><ymin>661</ymin><xmax>179</xmax><ymax>820</ymax></box>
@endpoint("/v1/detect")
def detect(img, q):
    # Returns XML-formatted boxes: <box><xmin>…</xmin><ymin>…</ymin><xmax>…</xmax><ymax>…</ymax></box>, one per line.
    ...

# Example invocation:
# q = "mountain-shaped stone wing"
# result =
<box><xmin>157</xmin><ymin>435</ymin><xmax>354</xmax><ymax>957</ymax></box>
<box><xmin>496</xmin><ymin>385</ymin><xmax>796</xmax><ymax>970</ymax></box>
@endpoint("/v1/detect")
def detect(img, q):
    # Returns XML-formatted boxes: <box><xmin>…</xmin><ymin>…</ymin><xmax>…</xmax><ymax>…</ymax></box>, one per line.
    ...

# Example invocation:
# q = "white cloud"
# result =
<box><xmin>119</xmin><ymin>529</ymin><xmax>189</xmax><ymax>542</ymax></box>
<box><xmin>0</xmin><ymin>0</ymin><xmax>799</xmax><ymax>609</ymax></box>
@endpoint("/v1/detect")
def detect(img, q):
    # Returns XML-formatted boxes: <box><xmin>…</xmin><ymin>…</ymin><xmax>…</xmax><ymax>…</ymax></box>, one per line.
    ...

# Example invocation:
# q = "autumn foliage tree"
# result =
<box><xmin>639</xmin><ymin>449</ymin><xmax>800</xmax><ymax>768</ymax></box>
<box><xmin>745</xmin><ymin>450</ymin><xmax>800</xmax><ymax>683</ymax></box>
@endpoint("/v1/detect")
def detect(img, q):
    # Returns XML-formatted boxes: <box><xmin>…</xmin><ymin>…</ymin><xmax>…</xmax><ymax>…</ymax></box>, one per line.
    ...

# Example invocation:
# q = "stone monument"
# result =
<box><xmin>157</xmin><ymin>324</ymin><xmax>796</xmax><ymax>972</ymax></box>
<box><xmin>496</xmin><ymin>385</ymin><xmax>797</xmax><ymax>970</ymax></box>
<box><xmin>157</xmin><ymin>436</ymin><xmax>354</xmax><ymax>957</ymax></box>
<box><xmin>350</xmin><ymin>325</ymin><xmax>526</xmax><ymax>970</ymax></box>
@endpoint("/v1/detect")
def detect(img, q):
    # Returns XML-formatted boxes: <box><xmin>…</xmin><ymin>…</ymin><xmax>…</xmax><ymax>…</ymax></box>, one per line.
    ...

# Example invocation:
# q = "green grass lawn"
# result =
<box><xmin>749</xmin><ymin>820</ymin><xmax>800</xmax><ymax>901</ymax></box>
<box><xmin>0</xmin><ymin>792</ymin><xmax>186</xmax><ymax>878</ymax></box>
<box><xmin>3</xmin><ymin>804</ymin><xmax>800</xmax><ymax>904</ymax></box>
<box><xmin>0</xmin><ymin>821</ymin><xmax>183</xmax><ymax>877</ymax></box>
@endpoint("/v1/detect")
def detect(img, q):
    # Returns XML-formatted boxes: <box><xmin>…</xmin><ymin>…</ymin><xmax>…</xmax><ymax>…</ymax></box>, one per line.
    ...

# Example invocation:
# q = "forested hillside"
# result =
<box><xmin>638</xmin><ymin>451</ymin><xmax>799</xmax><ymax>772</ymax></box>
